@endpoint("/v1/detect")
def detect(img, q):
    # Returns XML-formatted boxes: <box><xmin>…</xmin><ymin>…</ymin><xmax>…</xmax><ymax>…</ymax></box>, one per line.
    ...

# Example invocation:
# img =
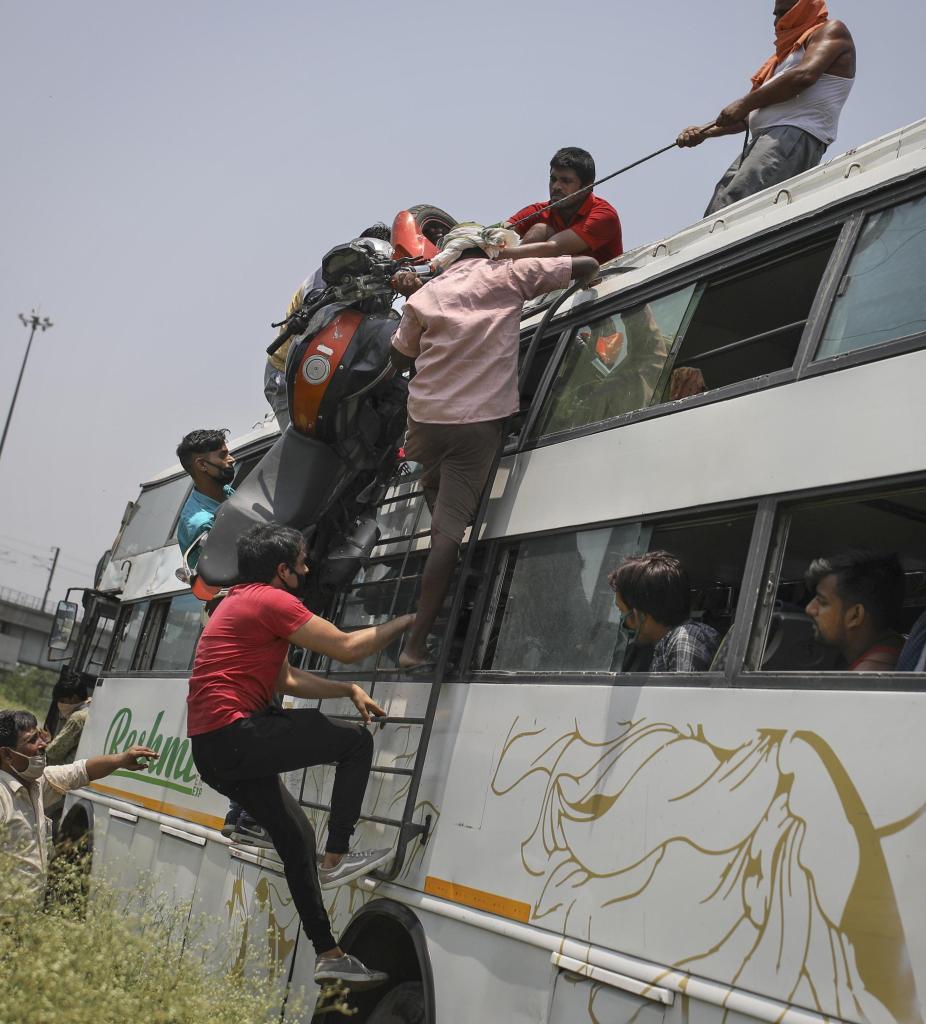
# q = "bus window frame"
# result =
<box><xmin>794</xmin><ymin>178</ymin><xmax>926</xmax><ymax>379</ymax></box>
<box><xmin>462</xmin><ymin>499</ymin><xmax>760</xmax><ymax>685</ymax></box>
<box><xmin>736</xmin><ymin>472</ymin><xmax>926</xmax><ymax>692</ymax></box>
<box><xmin>513</xmin><ymin>173</ymin><xmax>926</xmax><ymax>456</ymax></box>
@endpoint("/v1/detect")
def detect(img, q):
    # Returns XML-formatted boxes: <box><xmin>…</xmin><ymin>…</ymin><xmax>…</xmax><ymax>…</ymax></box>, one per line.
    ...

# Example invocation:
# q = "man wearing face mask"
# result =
<box><xmin>175</xmin><ymin>428</ymin><xmax>237</xmax><ymax>573</ymax></box>
<box><xmin>609</xmin><ymin>551</ymin><xmax>720</xmax><ymax>673</ymax></box>
<box><xmin>186</xmin><ymin>523</ymin><xmax>414</xmax><ymax>990</ymax></box>
<box><xmin>0</xmin><ymin>708</ymin><xmax>156</xmax><ymax>895</ymax></box>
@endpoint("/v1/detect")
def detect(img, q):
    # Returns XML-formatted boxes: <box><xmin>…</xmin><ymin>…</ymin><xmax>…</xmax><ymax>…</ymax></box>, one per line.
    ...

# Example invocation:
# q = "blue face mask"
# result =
<box><xmin>619</xmin><ymin>608</ymin><xmax>643</xmax><ymax>642</ymax></box>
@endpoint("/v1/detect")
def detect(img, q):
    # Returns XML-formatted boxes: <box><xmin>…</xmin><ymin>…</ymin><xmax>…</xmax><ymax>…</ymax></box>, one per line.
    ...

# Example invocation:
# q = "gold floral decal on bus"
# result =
<box><xmin>225</xmin><ymin>866</ymin><xmax>298</xmax><ymax>977</ymax></box>
<box><xmin>492</xmin><ymin>719</ymin><xmax>924</xmax><ymax>1024</ymax></box>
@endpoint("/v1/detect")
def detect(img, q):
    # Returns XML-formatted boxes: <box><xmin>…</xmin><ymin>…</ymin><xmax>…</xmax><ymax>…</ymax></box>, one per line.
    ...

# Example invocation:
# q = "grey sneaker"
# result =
<box><xmin>318</xmin><ymin>848</ymin><xmax>392</xmax><ymax>889</ymax></box>
<box><xmin>231</xmin><ymin>819</ymin><xmax>275</xmax><ymax>849</ymax></box>
<box><xmin>314</xmin><ymin>953</ymin><xmax>388</xmax><ymax>989</ymax></box>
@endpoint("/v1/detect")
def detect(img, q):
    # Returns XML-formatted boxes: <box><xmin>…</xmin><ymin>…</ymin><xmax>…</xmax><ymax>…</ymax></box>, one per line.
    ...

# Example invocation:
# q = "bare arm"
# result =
<box><xmin>85</xmin><ymin>745</ymin><xmax>159</xmax><ymax>782</ymax></box>
<box><xmin>680</xmin><ymin>21</ymin><xmax>854</xmax><ymax>143</ymax></box>
<box><xmin>497</xmin><ymin>246</ymin><xmax>600</xmax><ymax>284</ymax></box>
<box><xmin>498</xmin><ymin>228</ymin><xmax>591</xmax><ymax>258</ymax></box>
<box><xmin>716</xmin><ymin>22</ymin><xmax>855</xmax><ymax>128</ymax></box>
<box><xmin>276</xmin><ymin>663</ymin><xmax>386</xmax><ymax>722</ymax></box>
<box><xmin>288</xmin><ymin>613</ymin><xmax>414</xmax><ymax>664</ymax></box>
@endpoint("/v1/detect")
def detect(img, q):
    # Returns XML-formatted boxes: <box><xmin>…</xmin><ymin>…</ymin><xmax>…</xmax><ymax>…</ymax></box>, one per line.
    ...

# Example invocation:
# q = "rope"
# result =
<box><xmin>506</xmin><ymin>141</ymin><xmax>680</xmax><ymax>230</ymax></box>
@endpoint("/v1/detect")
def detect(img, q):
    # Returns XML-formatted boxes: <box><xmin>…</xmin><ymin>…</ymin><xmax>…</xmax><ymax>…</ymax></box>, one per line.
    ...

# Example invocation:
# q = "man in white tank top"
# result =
<box><xmin>677</xmin><ymin>0</ymin><xmax>855</xmax><ymax>216</ymax></box>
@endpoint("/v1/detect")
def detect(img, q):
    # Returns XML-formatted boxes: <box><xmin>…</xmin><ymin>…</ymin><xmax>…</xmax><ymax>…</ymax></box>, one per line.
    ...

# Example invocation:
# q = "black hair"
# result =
<box><xmin>0</xmin><ymin>709</ymin><xmax>38</xmax><ymax>750</ymax></box>
<box><xmin>176</xmin><ymin>429</ymin><xmax>230</xmax><ymax>474</ymax></box>
<box><xmin>360</xmin><ymin>222</ymin><xmax>391</xmax><ymax>242</ymax></box>
<box><xmin>805</xmin><ymin>550</ymin><xmax>905</xmax><ymax>631</ymax></box>
<box><xmin>52</xmin><ymin>677</ymin><xmax>89</xmax><ymax>702</ymax></box>
<box><xmin>550</xmin><ymin>147</ymin><xmax>596</xmax><ymax>188</ymax></box>
<box><xmin>236</xmin><ymin>523</ymin><xmax>305</xmax><ymax>584</ymax></box>
<box><xmin>608</xmin><ymin>551</ymin><xmax>691</xmax><ymax>628</ymax></box>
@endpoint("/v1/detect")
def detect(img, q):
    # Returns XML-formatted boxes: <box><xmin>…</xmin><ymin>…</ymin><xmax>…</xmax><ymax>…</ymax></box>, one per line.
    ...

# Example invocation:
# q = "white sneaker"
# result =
<box><xmin>314</xmin><ymin>953</ymin><xmax>389</xmax><ymax>989</ymax></box>
<box><xmin>317</xmin><ymin>848</ymin><xmax>392</xmax><ymax>889</ymax></box>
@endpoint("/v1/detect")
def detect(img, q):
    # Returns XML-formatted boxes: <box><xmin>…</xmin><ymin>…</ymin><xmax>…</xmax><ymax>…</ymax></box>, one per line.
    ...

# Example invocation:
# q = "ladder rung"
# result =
<box><xmin>375</xmin><ymin>529</ymin><xmax>431</xmax><ymax>546</ymax></box>
<box><xmin>299</xmin><ymin>801</ymin><xmax>426</xmax><ymax>834</ymax></box>
<box><xmin>370</xmin><ymin>765</ymin><xmax>414</xmax><ymax>776</ymax></box>
<box><xmin>377</xmin><ymin>488</ymin><xmax>425</xmax><ymax>508</ymax></box>
<box><xmin>325</xmin><ymin>714</ymin><xmax>427</xmax><ymax>725</ymax></box>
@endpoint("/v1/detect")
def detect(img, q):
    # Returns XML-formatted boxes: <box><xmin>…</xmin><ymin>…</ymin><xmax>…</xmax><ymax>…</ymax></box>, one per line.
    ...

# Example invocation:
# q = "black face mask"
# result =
<box><xmin>283</xmin><ymin>566</ymin><xmax>310</xmax><ymax>599</ymax></box>
<box><xmin>212</xmin><ymin>464</ymin><xmax>235</xmax><ymax>485</ymax></box>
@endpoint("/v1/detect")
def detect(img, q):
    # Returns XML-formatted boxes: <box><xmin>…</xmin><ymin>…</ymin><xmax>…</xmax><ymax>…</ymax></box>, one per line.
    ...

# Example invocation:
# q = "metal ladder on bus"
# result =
<box><xmin>296</xmin><ymin>276</ymin><xmax>585</xmax><ymax>880</ymax></box>
<box><xmin>297</xmin><ymin>442</ymin><xmax>503</xmax><ymax>883</ymax></box>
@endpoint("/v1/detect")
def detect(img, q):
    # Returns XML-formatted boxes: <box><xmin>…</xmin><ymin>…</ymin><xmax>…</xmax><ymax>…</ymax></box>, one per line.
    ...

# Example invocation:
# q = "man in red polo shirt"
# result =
<box><xmin>505</xmin><ymin>147</ymin><xmax>623</xmax><ymax>264</ymax></box>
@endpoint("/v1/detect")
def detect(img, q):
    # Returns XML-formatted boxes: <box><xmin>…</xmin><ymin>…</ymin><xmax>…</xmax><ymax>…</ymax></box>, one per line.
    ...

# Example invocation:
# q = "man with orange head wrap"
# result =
<box><xmin>678</xmin><ymin>0</ymin><xmax>855</xmax><ymax>216</ymax></box>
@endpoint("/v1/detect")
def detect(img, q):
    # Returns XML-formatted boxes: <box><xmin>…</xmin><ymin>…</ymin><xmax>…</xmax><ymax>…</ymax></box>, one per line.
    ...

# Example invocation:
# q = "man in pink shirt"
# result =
<box><xmin>390</xmin><ymin>224</ymin><xmax>598</xmax><ymax>669</ymax></box>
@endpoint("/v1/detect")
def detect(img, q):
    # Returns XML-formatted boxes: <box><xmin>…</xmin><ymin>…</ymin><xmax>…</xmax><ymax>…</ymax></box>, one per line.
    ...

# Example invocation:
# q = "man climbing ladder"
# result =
<box><xmin>390</xmin><ymin>223</ymin><xmax>598</xmax><ymax>670</ymax></box>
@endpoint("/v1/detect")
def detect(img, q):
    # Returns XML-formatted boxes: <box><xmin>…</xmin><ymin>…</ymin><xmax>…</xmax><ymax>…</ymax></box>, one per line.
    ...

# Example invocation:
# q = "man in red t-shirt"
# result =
<box><xmin>188</xmin><ymin>523</ymin><xmax>413</xmax><ymax>990</ymax></box>
<box><xmin>505</xmin><ymin>147</ymin><xmax>623</xmax><ymax>265</ymax></box>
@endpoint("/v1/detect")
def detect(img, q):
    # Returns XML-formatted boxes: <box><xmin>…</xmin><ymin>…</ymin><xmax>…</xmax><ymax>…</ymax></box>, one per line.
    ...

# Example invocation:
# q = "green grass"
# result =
<box><xmin>0</xmin><ymin>664</ymin><xmax>56</xmax><ymax>720</ymax></box>
<box><xmin>0</xmin><ymin>847</ymin><xmax>318</xmax><ymax>1024</ymax></box>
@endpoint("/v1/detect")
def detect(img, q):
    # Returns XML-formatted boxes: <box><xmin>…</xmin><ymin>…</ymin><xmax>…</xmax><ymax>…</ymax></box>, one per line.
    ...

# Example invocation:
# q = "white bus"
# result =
<box><xmin>51</xmin><ymin>117</ymin><xmax>926</xmax><ymax>1024</ymax></box>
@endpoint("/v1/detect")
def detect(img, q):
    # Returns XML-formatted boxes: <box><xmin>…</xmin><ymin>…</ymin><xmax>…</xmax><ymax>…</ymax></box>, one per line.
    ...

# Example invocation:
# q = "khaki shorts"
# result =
<box><xmin>405</xmin><ymin>417</ymin><xmax>504</xmax><ymax>544</ymax></box>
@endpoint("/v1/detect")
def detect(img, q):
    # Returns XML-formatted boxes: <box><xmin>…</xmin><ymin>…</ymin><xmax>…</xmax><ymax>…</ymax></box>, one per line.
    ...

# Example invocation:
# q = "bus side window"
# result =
<box><xmin>150</xmin><ymin>593</ymin><xmax>203</xmax><ymax>673</ymax></box>
<box><xmin>107</xmin><ymin>601</ymin><xmax>150</xmax><ymax>673</ymax></box>
<box><xmin>476</xmin><ymin>508</ymin><xmax>755</xmax><ymax>675</ymax></box>
<box><xmin>817</xmin><ymin>193</ymin><xmax>926</xmax><ymax>360</ymax></box>
<box><xmin>532</xmin><ymin>231</ymin><xmax>839</xmax><ymax>441</ymax></box>
<box><xmin>749</xmin><ymin>483</ymin><xmax>926</xmax><ymax>678</ymax></box>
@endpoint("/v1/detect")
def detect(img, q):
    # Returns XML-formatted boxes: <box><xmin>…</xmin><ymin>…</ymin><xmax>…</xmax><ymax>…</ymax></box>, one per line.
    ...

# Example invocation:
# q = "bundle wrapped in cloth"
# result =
<box><xmin>431</xmin><ymin>222</ymin><xmax>521</xmax><ymax>271</ymax></box>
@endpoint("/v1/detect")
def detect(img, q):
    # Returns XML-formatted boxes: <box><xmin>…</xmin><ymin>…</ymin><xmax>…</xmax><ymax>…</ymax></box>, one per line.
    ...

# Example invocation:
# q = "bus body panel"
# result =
<box><xmin>486</xmin><ymin>346</ymin><xmax>926</xmax><ymax>541</ymax></box>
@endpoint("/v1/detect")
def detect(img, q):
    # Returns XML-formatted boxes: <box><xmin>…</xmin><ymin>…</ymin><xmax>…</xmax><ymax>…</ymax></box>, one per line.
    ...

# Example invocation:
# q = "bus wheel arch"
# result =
<box><xmin>316</xmin><ymin>898</ymin><xmax>433</xmax><ymax>1023</ymax></box>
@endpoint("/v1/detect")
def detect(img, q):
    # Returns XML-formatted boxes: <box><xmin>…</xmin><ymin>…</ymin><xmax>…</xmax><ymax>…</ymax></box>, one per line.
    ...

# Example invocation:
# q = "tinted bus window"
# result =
<box><xmin>817</xmin><ymin>194</ymin><xmax>926</xmax><ymax>359</ymax></box>
<box><xmin>534</xmin><ymin>287</ymin><xmax>695</xmax><ymax>438</ymax></box>
<box><xmin>114</xmin><ymin>477</ymin><xmax>191</xmax><ymax>558</ymax></box>
<box><xmin>109</xmin><ymin>602</ymin><xmax>149</xmax><ymax>673</ymax></box>
<box><xmin>151</xmin><ymin>593</ymin><xmax>203</xmax><ymax>673</ymax></box>
<box><xmin>750</xmin><ymin>484</ymin><xmax>926</xmax><ymax>675</ymax></box>
<box><xmin>479</xmin><ymin>509</ymin><xmax>755</xmax><ymax>674</ymax></box>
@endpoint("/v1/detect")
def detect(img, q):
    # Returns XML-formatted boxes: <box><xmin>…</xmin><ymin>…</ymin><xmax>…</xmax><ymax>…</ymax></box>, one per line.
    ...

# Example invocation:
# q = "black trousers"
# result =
<box><xmin>191</xmin><ymin>706</ymin><xmax>373</xmax><ymax>954</ymax></box>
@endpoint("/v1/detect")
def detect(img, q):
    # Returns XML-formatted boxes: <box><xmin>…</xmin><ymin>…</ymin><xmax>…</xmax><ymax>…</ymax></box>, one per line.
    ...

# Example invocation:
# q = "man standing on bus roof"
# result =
<box><xmin>0</xmin><ymin>709</ymin><xmax>156</xmax><ymax>896</ymax></box>
<box><xmin>187</xmin><ymin>523</ymin><xmax>414</xmax><ymax>989</ymax></box>
<box><xmin>504</xmin><ymin>147</ymin><xmax>623</xmax><ymax>264</ymax></box>
<box><xmin>175</xmin><ymin>428</ymin><xmax>236</xmax><ymax>573</ymax></box>
<box><xmin>390</xmin><ymin>224</ymin><xmax>598</xmax><ymax>671</ymax></box>
<box><xmin>677</xmin><ymin>0</ymin><xmax>855</xmax><ymax>216</ymax></box>
<box><xmin>804</xmin><ymin>551</ymin><xmax>905</xmax><ymax>671</ymax></box>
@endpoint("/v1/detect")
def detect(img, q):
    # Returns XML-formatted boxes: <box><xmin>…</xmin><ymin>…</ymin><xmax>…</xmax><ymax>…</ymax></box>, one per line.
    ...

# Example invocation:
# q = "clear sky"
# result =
<box><xmin>1</xmin><ymin>0</ymin><xmax>923</xmax><ymax>603</ymax></box>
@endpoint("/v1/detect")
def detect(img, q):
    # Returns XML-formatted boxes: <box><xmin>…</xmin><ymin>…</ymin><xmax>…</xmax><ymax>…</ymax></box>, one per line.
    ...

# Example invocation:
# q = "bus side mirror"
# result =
<box><xmin>48</xmin><ymin>600</ymin><xmax>79</xmax><ymax>655</ymax></box>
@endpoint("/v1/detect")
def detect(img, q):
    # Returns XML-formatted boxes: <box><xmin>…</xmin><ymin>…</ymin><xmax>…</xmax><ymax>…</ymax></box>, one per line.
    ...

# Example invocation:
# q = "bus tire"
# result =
<box><xmin>367</xmin><ymin>982</ymin><xmax>425</xmax><ymax>1024</ymax></box>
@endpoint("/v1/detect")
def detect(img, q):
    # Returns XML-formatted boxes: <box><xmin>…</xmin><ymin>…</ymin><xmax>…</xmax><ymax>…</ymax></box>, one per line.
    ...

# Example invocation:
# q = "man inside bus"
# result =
<box><xmin>186</xmin><ymin>523</ymin><xmax>414</xmax><ymax>989</ymax></box>
<box><xmin>503</xmin><ymin>147</ymin><xmax>623</xmax><ymax>264</ymax></box>
<box><xmin>677</xmin><ymin>0</ymin><xmax>856</xmax><ymax>216</ymax></box>
<box><xmin>265</xmin><ymin>222</ymin><xmax>393</xmax><ymax>429</ymax></box>
<box><xmin>0</xmin><ymin>709</ymin><xmax>156</xmax><ymax>896</ymax></box>
<box><xmin>804</xmin><ymin>550</ymin><xmax>906</xmax><ymax>671</ymax></box>
<box><xmin>609</xmin><ymin>551</ymin><xmax>721</xmax><ymax>672</ymax></box>
<box><xmin>389</xmin><ymin>223</ymin><xmax>598</xmax><ymax>670</ymax></box>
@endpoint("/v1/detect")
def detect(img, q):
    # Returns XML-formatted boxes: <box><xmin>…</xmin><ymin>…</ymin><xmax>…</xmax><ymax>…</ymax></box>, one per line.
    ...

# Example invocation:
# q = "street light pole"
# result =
<box><xmin>0</xmin><ymin>310</ymin><xmax>54</xmax><ymax>465</ymax></box>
